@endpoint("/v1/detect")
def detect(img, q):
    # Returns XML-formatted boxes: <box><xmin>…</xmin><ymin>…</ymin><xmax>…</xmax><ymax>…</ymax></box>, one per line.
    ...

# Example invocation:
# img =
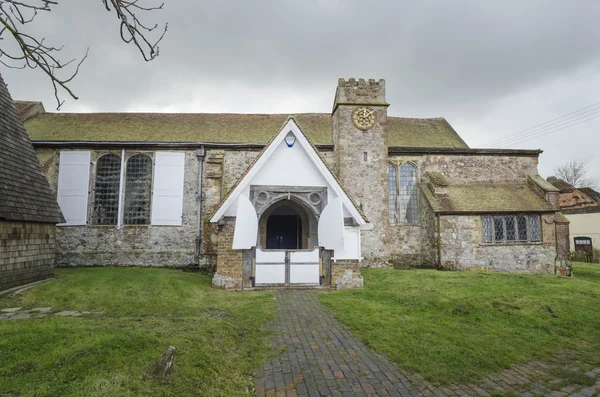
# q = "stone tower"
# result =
<box><xmin>332</xmin><ymin>78</ymin><xmax>390</xmax><ymax>262</ymax></box>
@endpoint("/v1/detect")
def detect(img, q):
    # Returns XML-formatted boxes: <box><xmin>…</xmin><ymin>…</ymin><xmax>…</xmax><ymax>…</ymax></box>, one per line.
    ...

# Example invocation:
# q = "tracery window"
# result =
<box><xmin>124</xmin><ymin>154</ymin><xmax>153</xmax><ymax>225</ymax></box>
<box><xmin>388</xmin><ymin>162</ymin><xmax>419</xmax><ymax>224</ymax></box>
<box><xmin>93</xmin><ymin>154</ymin><xmax>121</xmax><ymax>225</ymax></box>
<box><xmin>482</xmin><ymin>215</ymin><xmax>541</xmax><ymax>243</ymax></box>
<box><xmin>388</xmin><ymin>164</ymin><xmax>398</xmax><ymax>223</ymax></box>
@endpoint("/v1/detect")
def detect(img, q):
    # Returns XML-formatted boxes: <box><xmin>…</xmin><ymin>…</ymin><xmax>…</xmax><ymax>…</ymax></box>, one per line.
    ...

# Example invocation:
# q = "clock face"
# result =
<box><xmin>352</xmin><ymin>106</ymin><xmax>376</xmax><ymax>131</ymax></box>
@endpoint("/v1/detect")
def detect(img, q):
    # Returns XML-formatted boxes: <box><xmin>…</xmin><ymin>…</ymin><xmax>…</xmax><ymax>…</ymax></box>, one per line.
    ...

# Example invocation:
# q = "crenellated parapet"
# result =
<box><xmin>332</xmin><ymin>77</ymin><xmax>388</xmax><ymax>114</ymax></box>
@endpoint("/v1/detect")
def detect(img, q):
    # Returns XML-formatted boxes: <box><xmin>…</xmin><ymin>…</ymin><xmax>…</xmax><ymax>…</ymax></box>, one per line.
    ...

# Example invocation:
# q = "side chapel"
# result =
<box><xmin>21</xmin><ymin>78</ymin><xmax>572</xmax><ymax>289</ymax></box>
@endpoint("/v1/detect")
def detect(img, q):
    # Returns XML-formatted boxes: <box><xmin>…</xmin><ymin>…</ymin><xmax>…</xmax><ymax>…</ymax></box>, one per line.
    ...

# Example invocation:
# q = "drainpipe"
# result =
<box><xmin>195</xmin><ymin>146</ymin><xmax>206</xmax><ymax>265</ymax></box>
<box><xmin>436</xmin><ymin>213</ymin><xmax>442</xmax><ymax>269</ymax></box>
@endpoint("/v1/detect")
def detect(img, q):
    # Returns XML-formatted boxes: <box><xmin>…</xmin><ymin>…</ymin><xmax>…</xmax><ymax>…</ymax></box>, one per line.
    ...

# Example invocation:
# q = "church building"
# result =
<box><xmin>21</xmin><ymin>78</ymin><xmax>572</xmax><ymax>289</ymax></box>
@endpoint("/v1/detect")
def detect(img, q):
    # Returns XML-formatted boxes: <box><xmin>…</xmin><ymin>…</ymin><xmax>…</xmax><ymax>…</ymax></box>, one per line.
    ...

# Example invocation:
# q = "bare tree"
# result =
<box><xmin>554</xmin><ymin>161</ymin><xmax>599</xmax><ymax>189</ymax></box>
<box><xmin>0</xmin><ymin>0</ymin><xmax>167</xmax><ymax>109</ymax></box>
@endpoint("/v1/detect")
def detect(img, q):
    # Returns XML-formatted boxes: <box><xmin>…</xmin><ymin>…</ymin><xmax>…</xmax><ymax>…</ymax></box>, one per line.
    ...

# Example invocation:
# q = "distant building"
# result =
<box><xmin>19</xmin><ymin>78</ymin><xmax>572</xmax><ymax>289</ymax></box>
<box><xmin>546</xmin><ymin>177</ymin><xmax>600</xmax><ymax>253</ymax></box>
<box><xmin>0</xmin><ymin>74</ymin><xmax>64</xmax><ymax>291</ymax></box>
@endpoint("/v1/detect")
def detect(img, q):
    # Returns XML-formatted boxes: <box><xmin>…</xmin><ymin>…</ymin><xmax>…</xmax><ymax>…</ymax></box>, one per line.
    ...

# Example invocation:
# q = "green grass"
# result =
<box><xmin>319</xmin><ymin>263</ymin><xmax>600</xmax><ymax>384</ymax></box>
<box><xmin>0</xmin><ymin>268</ymin><xmax>275</xmax><ymax>397</ymax></box>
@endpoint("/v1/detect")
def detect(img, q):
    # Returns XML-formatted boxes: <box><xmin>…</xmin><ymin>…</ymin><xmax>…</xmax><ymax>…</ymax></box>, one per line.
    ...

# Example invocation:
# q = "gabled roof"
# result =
<box><xmin>0</xmin><ymin>76</ymin><xmax>64</xmax><ymax>223</ymax></box>
<box><xmin>546</xmin><ymin>177</ymin><xmax>575</xmax><ymax>193</ymax></box>
<box><xmin>579</xmin><ymin>187</ymin><xmax>600</xmax><ymax>197</ymax></box>
<box><xmin>22</xmin><ymin>111</ymin><xmax>469</xmax><ymax>148</ymax></box>
<box><xmin>423</xmin><ymin>183</ymin><xmax>554</xmax><ymax>214</ymax></box>
<box><xmin>209</xmin><ymin>118</ymin><xmax>367</xmax><ymax>224</ymax></box>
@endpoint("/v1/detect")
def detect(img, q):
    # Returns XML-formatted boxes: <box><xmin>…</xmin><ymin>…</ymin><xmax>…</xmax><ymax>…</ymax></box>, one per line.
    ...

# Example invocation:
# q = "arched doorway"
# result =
<box><xmin>258</xmin><ymin>199</ymin><xmax>315</xmax><ymax>250</ymax></box>
<box><xmin>266</xmin><ymin>205</ymin><xmax>302</xmax><ymax>249</ymax></box>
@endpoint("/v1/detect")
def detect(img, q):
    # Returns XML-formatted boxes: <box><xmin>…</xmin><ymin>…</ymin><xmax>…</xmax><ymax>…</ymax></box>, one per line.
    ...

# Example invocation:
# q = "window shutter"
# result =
<box><xmin>151</xmin><ymin>152</ymin><xmax>186</xmax><ymax>226</ymax></box>
<box><xmin>57</xmin><ymin>151</ymin><xmax>91</xmax><ymax>226</ymax></box>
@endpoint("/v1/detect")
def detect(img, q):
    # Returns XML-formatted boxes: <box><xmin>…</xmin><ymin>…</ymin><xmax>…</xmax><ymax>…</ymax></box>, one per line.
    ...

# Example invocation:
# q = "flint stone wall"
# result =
<box><xmin>389</xmin><ymin>154</ymin><xmax>539</xmax><ymax>185</ymax></box>
<box><xmin>439</xmin><ymin>214</ymin><xmax>557</xmax><ymax>273</ymax></box>
<box><xmin>0</xmin><ymin>221</ymin><xmax>56</xmax><ymax>291</ymax></box>
<box><xmin>39</xmin><ymin>149</ymin><xmax>198</xmax><ymax>267</ymax></box>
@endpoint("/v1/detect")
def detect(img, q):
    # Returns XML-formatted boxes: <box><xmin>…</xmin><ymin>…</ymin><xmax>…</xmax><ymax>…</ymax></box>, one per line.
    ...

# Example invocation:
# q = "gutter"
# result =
<box><xmin>195</xmin><ymin>146</ymin><xmax>206</xmax><ymax>264</ymax></box>
<box><xmin>388</xmin><ymin>147</ymin><xmax>543</xmax><ymax>156</ymax></box>
<box><xmin>31</xmin><ymin>140</ymin><xmax>335</xmax><ymax>151</ymax></box>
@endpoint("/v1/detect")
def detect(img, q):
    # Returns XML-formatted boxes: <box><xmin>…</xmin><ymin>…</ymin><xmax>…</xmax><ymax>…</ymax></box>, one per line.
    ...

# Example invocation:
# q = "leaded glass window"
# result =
<box><xmin>399</xmin><ymin>163</ymin><xmax>418</xmax><ymax>224</ymax></box>
<box><xmin>93</xmin><ymin>154</ymin><xmax>121</xmax><ymax>225</ymax></box>
<box><xmin>482</xmin><ymin>215</ymin><xmax>542</xmax><ymax>243</ymax></box>
<box><xmin>124</xmin><ymin>154</ymin><xmax>153</xmax><ymax>225</ymax></box>
<box><xmin>388</xmin><ymin>164</ymin><xmax>398</xmax><ymax>223</ymax></box>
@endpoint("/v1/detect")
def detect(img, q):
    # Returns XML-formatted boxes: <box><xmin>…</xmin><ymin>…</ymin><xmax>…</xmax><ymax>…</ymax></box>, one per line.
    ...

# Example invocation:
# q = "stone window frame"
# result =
<box><xmin>88</xmin><ymin>151</ymin><xmax>155</xmax><ymax>227</ymax></box>
<box><xmin>388</xmin><ymin>160</ymin><xmax>419</xmax><ymax>225</ymax></box>
<box><xmin>92</xmin><ymin>153</ymin><xmax>122</xmax><ymax>225</ymax></box>
<box><xmin>481</xmin><ymin>214</ymin><xmax>542</xmax><ymax>244</ymax></box>
<box><xmin>123</xmin><ymin>153</ymin><xmax>154</xmax><ymax>225</ymax></box>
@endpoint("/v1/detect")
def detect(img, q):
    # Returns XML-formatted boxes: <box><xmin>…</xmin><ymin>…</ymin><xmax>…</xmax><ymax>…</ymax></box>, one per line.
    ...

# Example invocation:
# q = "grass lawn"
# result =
<box><xmin>0</xmin><ymin>268</ymin><xmax>275</xmax><ymax>397</ymax></box>
<box><xmin>320</xmin><ymin>263</ymin><xmax>600</xmax><ymax>385</ymax></box>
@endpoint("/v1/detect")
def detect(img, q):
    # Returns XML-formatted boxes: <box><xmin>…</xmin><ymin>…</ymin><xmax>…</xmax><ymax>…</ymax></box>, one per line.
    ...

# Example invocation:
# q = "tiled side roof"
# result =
<box><xmin>546</xmin><ymin>177</ymin><xmax>575</xmax><ymax>193</ymax></box>
<box><xmin>579</xmin><ymin>187</ymin><xmax>600</xmax><ymax>197</ymax></box>
<box><xmin>23</xmin><ymin>112</ymin><xmax>469</xmax><ymax>148</ymax></box>
<box><xmin>0</xmin><ymin>75</ymin><xmax>64</xmax><ymax>223</ymax></box>
<box><xmin>424</xmin><ymin>184</ymin><xmax>553</xmax><ymax>214</ymax></box>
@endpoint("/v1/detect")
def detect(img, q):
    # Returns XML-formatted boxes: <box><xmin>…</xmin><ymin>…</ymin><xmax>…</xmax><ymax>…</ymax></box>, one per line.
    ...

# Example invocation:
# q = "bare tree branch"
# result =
<box><xmin>0</xmin><ymin>0</ymin><xmax>166</xmax><ymax>109</ymax></box>
<box><xmin>554</xmin><ymin>161</ymin><xmax>599</xmax><ymax>190</ymax></box>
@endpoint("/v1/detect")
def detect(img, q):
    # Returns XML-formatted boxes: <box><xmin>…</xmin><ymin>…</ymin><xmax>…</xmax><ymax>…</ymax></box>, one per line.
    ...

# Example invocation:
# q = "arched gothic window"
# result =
<box><xmin>388</xmin><ymin>162</ymin><xmax>419</xmax><ymax>224</ymax></box>
<box><xmin>124</xmin><ymin>154</ymin><xmax>153</xmax><ymax>225</ymax></box>
<box><xmin>388</xmin><ymin>163</ymin><xmax>398</xmax><ymax>223</ymax></box>
<box><xmin>93</xmin><ymin>154</ymin><xmax>121</xmax><ymax>225</ymax></box>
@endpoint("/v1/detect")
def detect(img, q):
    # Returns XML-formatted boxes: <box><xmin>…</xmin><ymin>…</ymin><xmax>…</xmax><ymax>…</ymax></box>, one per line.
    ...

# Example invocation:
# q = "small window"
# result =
<box><xmin>482</xmin><ymin>215</ymin><xmax>541</xmax><ymax>244</ymax></box>
<box><xmin>124</xmin><ymin>154</ymin><xmax>153</xmax><ymax>225</ymax></box>
<box><xmin>574</xmin><ymin>237</ymin><xmax>593</xmax><ymax>252</ymax></box>
<box><xmin>93</xmin><ymin>154</ymin><xmax>121</xmax><ymax>225</ymax></box>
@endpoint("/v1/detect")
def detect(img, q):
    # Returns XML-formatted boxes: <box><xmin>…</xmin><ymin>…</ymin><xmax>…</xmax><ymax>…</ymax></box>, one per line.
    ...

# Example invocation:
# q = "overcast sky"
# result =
<box><xmin>2</xmin><ymin>0</ymin><xmax>599</xmax><ymax>183</ymax></box>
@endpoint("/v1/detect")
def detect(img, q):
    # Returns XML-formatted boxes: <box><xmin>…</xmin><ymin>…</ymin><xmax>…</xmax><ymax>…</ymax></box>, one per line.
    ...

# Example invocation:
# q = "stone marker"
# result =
<box><xmin>147</xmin><ymin>346</ymin><xmax>176</xmax><ymax>378</ymax></box>
<box><xmin>1</xmin><ymin>307</ymin><xmax>22</xmax><ymax>313</ymax></box>
<box><xmin>54</xmin><ymin>311</ymin><xmax>80</xmax><ymax>317</ymax></box>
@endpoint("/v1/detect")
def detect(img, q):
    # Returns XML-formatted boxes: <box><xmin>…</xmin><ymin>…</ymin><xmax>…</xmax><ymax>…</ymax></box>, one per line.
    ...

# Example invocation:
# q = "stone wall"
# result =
<box><xmin>389</xmin><ymin>154</ymin><xmax>539</xmax><ymax>185</ymax></box>
<box><xmin>41</xmin><ymin>149</ymin><xmax>198</xmax><ymax>268</ymax></box>
<box><xmin>439</xmin><ymin>214</ymin><xmax>557</xmax><ymax>273</ymax></box>
<box><xmin>212</xmin><ymin>219</ymin><xmax>243</xmax><ymax>289</ymax></box>
<box><xmin>331</xmin><ymin>260</ymin><xmax>363</xmax><ymax>289</ymax></box>
<box><xmin>0</xmin><ymin>221</ymin><xmax>56</xmax><ymax>291</ymax></box>
<box><xmin>332</xmin><ymin>79</ymin><xmax>390</xmax><ymax>265</ymax></box>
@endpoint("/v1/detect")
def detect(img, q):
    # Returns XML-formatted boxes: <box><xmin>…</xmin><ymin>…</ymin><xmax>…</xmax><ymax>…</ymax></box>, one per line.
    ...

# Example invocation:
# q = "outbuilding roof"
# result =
<box><xmin>22</xmin><ymin>111</ymin><xmax>469</xmax><ymax>148</ymax></box>
<box><xmin>0</xmin><ymin>77</ymin><xmax>64</xmax><ymax>223</ymax></box>
<box><xmin>424</xmin><ymin>184</ymin><xmax>554</xmax><ymax>214</ymax></box>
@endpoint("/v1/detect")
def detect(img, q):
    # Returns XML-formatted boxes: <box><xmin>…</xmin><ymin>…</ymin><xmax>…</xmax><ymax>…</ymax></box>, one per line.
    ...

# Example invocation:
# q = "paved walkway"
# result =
<box><xmin>255</xmin><ymin>290</ymin><xmax>600</xmax><ymax>397</ymax></box>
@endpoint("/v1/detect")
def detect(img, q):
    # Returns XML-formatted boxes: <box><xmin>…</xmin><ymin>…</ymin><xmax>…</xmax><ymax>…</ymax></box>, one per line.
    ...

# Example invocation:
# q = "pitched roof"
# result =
<box><xmin>423</xmin><ymin>184</ymin><xmax>554</xmax><ymax>214</ymax></box>
<box><xmin>22</xmin><ymin>112</ymin><xmax>469</xmax><ymax>148</ymax></box>
<box><xmin>209</xmin><ymin>117</ymin><xmax>368</xmax><ymax>224</ymax></box>
<box><xmin>546</xmin><ymin>177</ymin><xmax>575</xmax><ymax>193</ymax></box>
<box><xmin>0</xmin><ymin>75</ymin><xmax>64</xmax><ymax>223</ymax></box>
<box><xmin>579</xmin><ymin>187</ymin><xmax>600</xmax><ymax>197</ymax></box>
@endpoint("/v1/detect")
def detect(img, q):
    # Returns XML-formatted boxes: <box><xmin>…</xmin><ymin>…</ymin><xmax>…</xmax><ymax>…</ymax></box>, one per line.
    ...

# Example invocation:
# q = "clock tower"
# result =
<box><xmin>331</xmin><ymin>78</ymin><xmax>390</xmax><ymax>262</ymax></box>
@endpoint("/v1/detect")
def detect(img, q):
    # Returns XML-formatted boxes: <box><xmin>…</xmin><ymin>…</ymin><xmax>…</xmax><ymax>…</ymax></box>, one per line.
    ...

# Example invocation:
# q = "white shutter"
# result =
<box><xmin>57</xmin><ymin>151</ymin><xmax>91</xmax><ymax>226</ymax></box>
<box><xmin>318</xmin><ymin>197</ymin><xmax>345</xmax><ymax>252</ymax></box>
<box><xmin>151</xmin><ymin>152</ymin><xmax>186</xmax><ymax>226</ymax></box>
<box><xmin>232</xmin><ymin>194</ymin><xmax>258</xmax><ymax>249</ymax></box>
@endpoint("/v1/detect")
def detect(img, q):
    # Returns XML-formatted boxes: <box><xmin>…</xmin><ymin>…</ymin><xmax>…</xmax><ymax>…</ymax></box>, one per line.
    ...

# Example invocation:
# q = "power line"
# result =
<box><xmin>489</xmin><ymin>107</ymin><xmax>600</xmax><ymax>147</ymax></box>
<box><xmin>503</xmin><ymin>113</ymin><xmax>600</xmax><ymax>147</ymax></box>
<box><xmin>483</xmin><ymin>100</ymin><xmax>600</xmax><ymax>147</ymax></box>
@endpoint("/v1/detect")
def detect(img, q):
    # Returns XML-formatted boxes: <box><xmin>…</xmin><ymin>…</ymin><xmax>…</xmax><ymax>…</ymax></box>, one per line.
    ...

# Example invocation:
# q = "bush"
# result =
<box><xmin>571</xmin><ymin>249</ymin><xmax>600</xmax><ymax>263</ymax></box>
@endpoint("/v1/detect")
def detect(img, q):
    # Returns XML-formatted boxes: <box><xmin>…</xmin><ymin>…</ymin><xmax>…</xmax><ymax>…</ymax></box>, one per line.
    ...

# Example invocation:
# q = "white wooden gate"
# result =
<box><xmin>254</xmin><ymin>248</ymin><xmax>320</xmax><ymax>286</ymax></box>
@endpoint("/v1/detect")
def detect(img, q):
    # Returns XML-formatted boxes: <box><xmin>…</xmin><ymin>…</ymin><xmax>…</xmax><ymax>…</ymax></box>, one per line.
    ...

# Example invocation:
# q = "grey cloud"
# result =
<box><xmin>2</xmin><ymin>0</ymin><xmax>599</xmax><ymax>181</ymax></box>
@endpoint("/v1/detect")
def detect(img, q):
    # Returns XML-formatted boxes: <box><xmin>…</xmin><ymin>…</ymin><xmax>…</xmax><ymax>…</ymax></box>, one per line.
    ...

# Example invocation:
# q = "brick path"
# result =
<box><xmin>255</xmin><ymin>290</ymin><xmax>600</xmax><ymax>397</ymax></box>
